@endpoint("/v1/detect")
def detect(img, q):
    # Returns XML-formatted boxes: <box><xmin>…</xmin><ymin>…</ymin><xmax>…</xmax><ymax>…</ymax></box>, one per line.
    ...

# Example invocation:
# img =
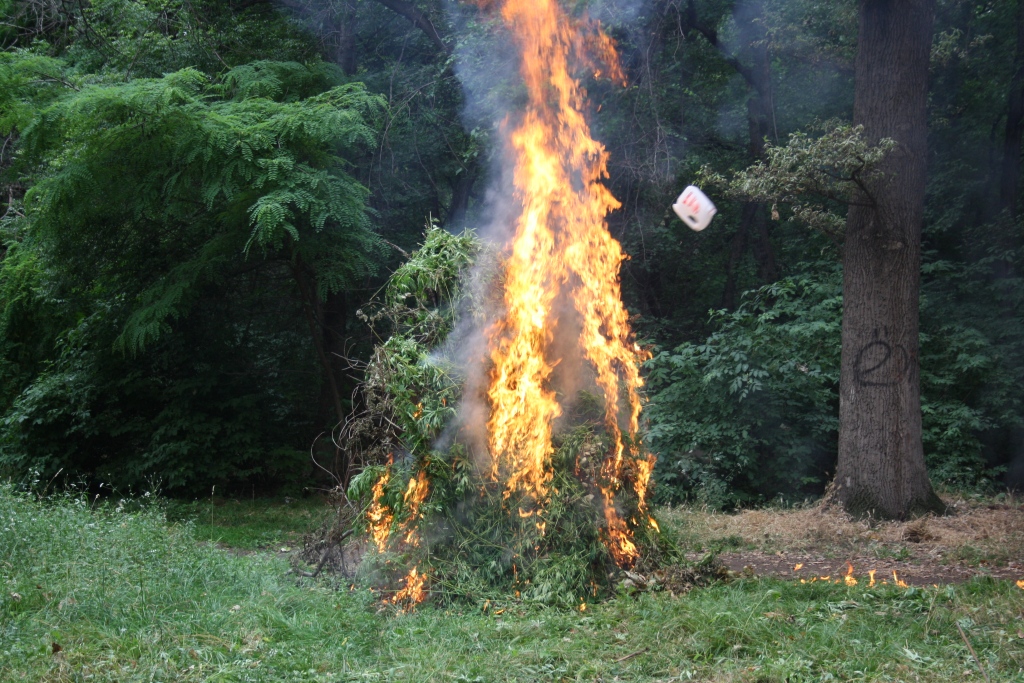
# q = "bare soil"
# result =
<box><xmin>663</xmin><ymin>493</ymin><xmax>1024</xmax><ymax>587</ymax></box>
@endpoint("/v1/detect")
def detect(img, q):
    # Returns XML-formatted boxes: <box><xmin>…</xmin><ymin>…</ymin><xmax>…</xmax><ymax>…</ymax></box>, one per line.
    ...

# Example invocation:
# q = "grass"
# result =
<box><xmin>2</xmin><ymin>484</ymin><xmax>1024</xmax><ymax>682</ymax></box>
<box><xmin>163</xmin><ymin>495</ymin><xmax>333</xmax><ymax>551</ymax></box>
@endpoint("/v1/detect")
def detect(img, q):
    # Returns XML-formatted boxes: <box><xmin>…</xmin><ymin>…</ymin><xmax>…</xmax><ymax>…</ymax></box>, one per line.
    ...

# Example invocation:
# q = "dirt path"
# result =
<box><xmin>665</xmin><ymin>496</ymin><xmax>1024</xmax><ymax>587</ymax></box>
<box><xmin>711</xmin><ymin>551</ymin><xmax>1023</xmax><ymax>586</ymax></box>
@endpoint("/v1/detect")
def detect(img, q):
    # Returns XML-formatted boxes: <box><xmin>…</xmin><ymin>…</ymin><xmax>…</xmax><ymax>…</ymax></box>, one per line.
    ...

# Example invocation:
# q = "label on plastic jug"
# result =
<box><xmin>672</xmin><ymin>186</ymin><xmax>717</xmax><ymax>231</ymax></box>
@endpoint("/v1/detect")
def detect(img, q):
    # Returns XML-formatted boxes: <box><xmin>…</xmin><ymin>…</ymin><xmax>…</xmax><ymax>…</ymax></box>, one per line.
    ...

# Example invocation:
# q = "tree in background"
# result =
<box><xmin>0</xmin><ymin>53</ymin><xmax>384</xmax><ymax>490</ymax></box>
<box><xmin>831</xmin><ymin>0</ymin><xmax>944</xmax><ymax>518</ymax></box>
<box><xmin>2</xmin><ymin>0</ymin><xmax>1023</xmax><ymax>499</ymax></box>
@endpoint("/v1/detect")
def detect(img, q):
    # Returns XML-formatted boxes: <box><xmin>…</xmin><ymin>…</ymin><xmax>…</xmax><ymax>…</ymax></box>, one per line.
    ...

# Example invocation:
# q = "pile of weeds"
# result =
<box><xmin>314</xmin><ymin>223</ymin><xmax>700</xmax><ymax>606</ymax></box>
<box><xmin>347</xmin><ymin>424</ymin><xmax>689</xmax><ymax>608</ymax></box>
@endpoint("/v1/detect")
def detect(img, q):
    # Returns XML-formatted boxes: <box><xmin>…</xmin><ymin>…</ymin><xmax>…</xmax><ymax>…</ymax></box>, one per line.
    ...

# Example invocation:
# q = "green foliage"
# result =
<box><xmin>340</xmin><ymin>231</ymin><xmax>673</xmax><ymax>606</ymax></box>
<box><xmin>1</xmin><ymin>0</ymin><xmax>319</xmax><ymax>74</ymax></box>
<box><xmin>706</xmin><ymin>122</ymin><xmax>897</xmax><ymax>239</ymax></box>
<box><xmin>378</xmin><ymin>222</ymin><xmax>479</xmax><ymax>343</ymax></box>
<box><xmin>647</xmin><ymin>252</ymin><xmax>1023</xmax><ymax>506</ymax></box>
<box><xmin>2</xmin><ymin>0</ymin><xmax>1024</xmax><ymax>504</ymax></box>
<box><xmin>916</xmin><ymin>243</ymin><xmax>1024</xmax><ymax>488</ymax></box>
<box><xmin>337</xmin><ymin>224</ymin><xmax>479</xmax><ymax>471</ymax></box>
<box><xmin>645</xmin><ymin>265</ymin><xmax>842</xmax><ymax>508</ymax></box>
<box><xmin>349</xmin><ymin>427</ymin><xmax>675</xmax><ymax>607</ymax></box>
<box><xmin>0</xmin><ymin>55</ymin><xmax>385</xmax><ymax>491</ymax></box>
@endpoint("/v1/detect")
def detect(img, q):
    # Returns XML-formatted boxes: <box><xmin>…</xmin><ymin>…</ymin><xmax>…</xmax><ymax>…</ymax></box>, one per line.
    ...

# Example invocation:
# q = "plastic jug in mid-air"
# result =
<box><xmin>672</xmin><ymin>185</ymin><xmax>717</xmax><ymax>231</ymax></box>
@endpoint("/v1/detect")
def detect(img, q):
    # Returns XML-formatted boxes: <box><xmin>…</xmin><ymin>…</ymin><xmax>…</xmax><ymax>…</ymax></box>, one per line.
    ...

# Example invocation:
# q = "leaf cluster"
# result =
<box><xmin>704</xmin><ymin>122</ymin><xmax>897</xmax><ymax>240</ymax></box>
<box><xmin>0</xmin><ymin>55</ymin><xmax>386</xmax><ymax>491</ymax></box>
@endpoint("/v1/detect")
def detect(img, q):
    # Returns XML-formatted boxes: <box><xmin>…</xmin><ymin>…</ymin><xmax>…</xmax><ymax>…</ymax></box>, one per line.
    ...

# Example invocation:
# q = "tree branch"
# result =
<box><xmin>682</xmin><ymin>0</ymin><xmax>755</xmax><ymax>86</ymax></box>
<box><xmin>368</xmin><ymin>0</ymin><xmax>451</xmax><ymax>56</ymax></box>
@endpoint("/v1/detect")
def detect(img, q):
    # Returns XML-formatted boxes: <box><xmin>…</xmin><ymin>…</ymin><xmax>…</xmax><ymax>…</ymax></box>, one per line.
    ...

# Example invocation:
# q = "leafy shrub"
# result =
<box><xmin>0</xmin><ymin>58</ymin><xmax>384</xmax><ymax>492</ymax></box>
<box><xmin>645</xmin><ymin>265</ymin><xmax>842</xmax><ymax>508</ymax></box>
<box><xmin>917</xmin><ymin>247</ymin><xmax>1024</xmax><ymax>488</ymax></box>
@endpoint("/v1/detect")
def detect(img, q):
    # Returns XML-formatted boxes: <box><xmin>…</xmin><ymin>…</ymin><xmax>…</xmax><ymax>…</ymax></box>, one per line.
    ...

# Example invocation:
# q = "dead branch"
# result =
<box><xmin>614</xmin><ymin>648</ymin><xmax>649</xmax><ymax>663</ymax></box>
<box><xmin>956</xmin><ymin>621</ymin><xmax>992</xmax><ymax>683</ymax></box>
<box><xmin>294</xmin><ymin>528</ymin><xmax>354</xmax><ymax>578</ymax></box>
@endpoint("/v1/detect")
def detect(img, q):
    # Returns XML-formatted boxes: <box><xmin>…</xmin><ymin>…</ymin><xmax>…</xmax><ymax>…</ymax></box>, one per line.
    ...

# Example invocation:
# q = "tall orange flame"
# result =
<box><xmin>484</xmin><ymin>0</ymin><xmax>648</xmax><ymax>567</ymax></box>
<box><xmin>366</xmin><ymin>459</ymin><xmax>394</xmax><ymax>553</ymax></box>
<box><xmin>401</xmin><ymin>470</ymin><xmax>430</xmax><ymax>546</ymax></box>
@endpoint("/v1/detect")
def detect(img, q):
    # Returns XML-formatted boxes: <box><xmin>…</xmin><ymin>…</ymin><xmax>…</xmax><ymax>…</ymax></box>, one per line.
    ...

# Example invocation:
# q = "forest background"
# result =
<box><xmin>1</xmin><ymin>0</ymin><xmax>1022</xmax><ymax>508</ymax></box>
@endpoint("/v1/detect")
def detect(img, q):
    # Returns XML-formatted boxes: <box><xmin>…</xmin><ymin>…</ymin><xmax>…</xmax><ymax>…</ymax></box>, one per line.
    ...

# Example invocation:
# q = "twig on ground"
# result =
<box><xmin>956</xmin><ymin>621</ymin><xmax>991</xmax><ymax>683</ymax></box>
<box><xmin>295</xmin><ymin>528</ymin><xmax>354</xmax><ymax>578</ymax></box>
<box><xmin>614</xmin><ymin>648</ymin><xmax>648</xmax><ymax>663</ymax></box>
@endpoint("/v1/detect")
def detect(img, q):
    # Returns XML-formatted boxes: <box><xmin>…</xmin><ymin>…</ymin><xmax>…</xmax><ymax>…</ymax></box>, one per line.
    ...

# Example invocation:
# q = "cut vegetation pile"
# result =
<box><xmin>319</xmin><ymin>226</ymin><xmax>678</xmax><ymax>608</ymax></box>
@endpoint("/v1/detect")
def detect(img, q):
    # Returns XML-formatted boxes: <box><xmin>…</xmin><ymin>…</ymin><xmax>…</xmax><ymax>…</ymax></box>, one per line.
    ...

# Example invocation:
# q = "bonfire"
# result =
<box><xmin>328</xmin><ymin>0</ymin><xmax>672</xmax><ymax>609</ymax></box>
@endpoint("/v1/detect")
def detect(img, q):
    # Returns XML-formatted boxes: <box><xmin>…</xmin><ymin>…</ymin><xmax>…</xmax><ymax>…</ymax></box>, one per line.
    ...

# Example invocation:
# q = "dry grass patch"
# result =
<box><xmin>659</xmin><ymin>493</ymin><xmax>1024</xmax><ymax>569</ymax></box>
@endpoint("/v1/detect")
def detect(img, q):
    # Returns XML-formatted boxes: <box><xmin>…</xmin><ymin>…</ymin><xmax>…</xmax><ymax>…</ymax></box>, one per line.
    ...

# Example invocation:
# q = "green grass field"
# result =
<box><xmin>2</xmin><ymin>484</ymin><xmax>1022</xmax><ymax>682</ymax></box>
<box><xmin>163</xmin><ymin>495</ymin><xmax>334</xmax><ymax>551</ymax></box>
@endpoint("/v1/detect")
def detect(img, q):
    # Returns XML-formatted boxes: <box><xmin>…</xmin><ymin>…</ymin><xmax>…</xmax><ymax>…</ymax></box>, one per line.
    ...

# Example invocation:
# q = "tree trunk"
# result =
<box><xmin>690</xmin><ymin>0</ymin><xmax>780</xmax><ymax>308</ymax></box>
<box><xmin>833</xmin><ymin>0</ymin><xmax>944</xmax><ymax>519</ymax></box>
<box><xmin>1000</xmin><ymin>0</ymin><xmax>1024</xmax><ymax>217</ymax></box>
<box><xmin>721</xmin><ymin>204</ymin><xmax>751</xmax><ymax>309</ymax></box>
<box><xmin>320</xmin><ymin>288</ymin><xmax>352</xmax><ymax>483</ymax></box>
<box><xmin>291</xmin><ymin>260</ymin><xmax>350</xmax><ymax>481</ymax></box>
<box><xmin>335</xmin><ymin>1</ymin><xmax>359</xmax><ymax>77</ymax></box>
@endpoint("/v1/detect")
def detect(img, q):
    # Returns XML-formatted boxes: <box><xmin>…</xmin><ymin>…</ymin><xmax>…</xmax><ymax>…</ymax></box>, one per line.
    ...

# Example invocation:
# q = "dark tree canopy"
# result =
<box><xmin>0</xmin><ymin>0</ymin><xmax>1022</xmax><ymax>501</ymax></box>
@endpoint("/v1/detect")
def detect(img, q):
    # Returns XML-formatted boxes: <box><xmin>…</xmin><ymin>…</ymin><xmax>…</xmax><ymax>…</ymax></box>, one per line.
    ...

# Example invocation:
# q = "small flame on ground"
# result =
<box><xmin>798</xmin><ymin>564</ymin><xmax>915</xmax><ymax>589</ymax></box>
<box><xmin>1016</xmin><ymin>579</ymin><xmax>1023</xmax><ymax>590</ymax></box>
<box><xmin>843</xmin><ymin>562</ymin><xmax>857</xmax><ymax>586</ymax></box>
<box><xmin>389</xmin><ymin>566</ymin><xmax>427</xmax><ymax>609</ymax></box>
<box><xmin>793</xmin><ymin>563</ymin><xmax>804</xmax><ymax>571</ymax></box>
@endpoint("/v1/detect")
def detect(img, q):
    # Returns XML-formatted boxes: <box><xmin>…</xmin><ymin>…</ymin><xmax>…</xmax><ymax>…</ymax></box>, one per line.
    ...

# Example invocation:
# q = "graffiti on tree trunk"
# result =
<box><xmin>854</xmin><ymin>328</ymin><xmax>910</xmax><ymax>387</ymax></box>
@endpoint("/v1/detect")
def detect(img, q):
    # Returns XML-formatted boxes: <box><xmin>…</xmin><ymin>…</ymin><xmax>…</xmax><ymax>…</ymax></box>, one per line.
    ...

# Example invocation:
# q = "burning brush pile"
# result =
<box><xmin>317</xmin><ymin>0</ymin><xmax>690</xmax><ymax>608</ymax></box>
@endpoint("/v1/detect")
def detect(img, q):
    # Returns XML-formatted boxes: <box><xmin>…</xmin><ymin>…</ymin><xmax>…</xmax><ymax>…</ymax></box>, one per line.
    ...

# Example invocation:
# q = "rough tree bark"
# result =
<box><xmin>832</xmin><ymin>0</ymin><xmax>945</xmax><ymax>519</ymax></box>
